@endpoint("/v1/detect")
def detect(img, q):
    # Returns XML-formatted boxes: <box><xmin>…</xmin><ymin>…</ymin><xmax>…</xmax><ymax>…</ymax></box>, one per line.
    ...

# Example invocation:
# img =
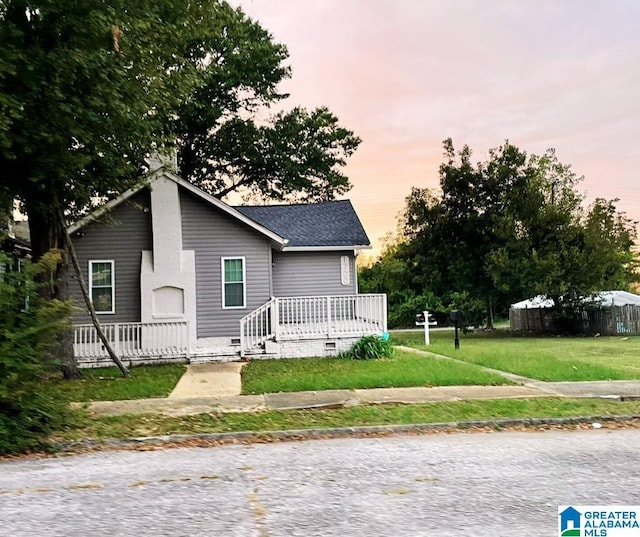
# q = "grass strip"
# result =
<box><xmin>56</xmin><ymin>398</ymin><xmax>640</xmax><ymax>441</ymax></box>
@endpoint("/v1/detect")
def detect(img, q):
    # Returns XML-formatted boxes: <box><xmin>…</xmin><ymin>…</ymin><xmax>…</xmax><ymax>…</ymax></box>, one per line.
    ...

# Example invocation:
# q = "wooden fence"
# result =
<box><xmin>510</xmin><ymin>305</ymin><xmax>640</xmax><ymax>335</ymax></box>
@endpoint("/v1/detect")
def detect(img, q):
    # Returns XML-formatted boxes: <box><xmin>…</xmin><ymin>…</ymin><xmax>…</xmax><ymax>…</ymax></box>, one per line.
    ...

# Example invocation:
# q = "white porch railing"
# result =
<box><xmin>73</xmin><ymin>321</ymin><xmax>190</xmax><ymax>360</ymax></box>
<box><xmin>239</xmin><ymin>298</ymin><xmax>277</xmax><ymax>355</ymax></box>
<box><xmin>240</xmin><ymin>294</ymin><xmax>387</xmax><ymax>355</ymax></box>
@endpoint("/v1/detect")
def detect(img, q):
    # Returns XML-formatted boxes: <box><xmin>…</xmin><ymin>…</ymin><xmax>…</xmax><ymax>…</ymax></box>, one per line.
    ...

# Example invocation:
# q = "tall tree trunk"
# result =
<box><xmin>486</xmin><ymin>297</ymin><xmax>494</xmax><ymax>330</ymax></box>
<box><xmin>25</xmin><ymin>197</ymin><xmax>82</xmax><ymax>379</ymax></box>
<box><xmin>61</xmin><ymin>216</ymin><xmax>130</xmax><ymax>378</ymax></box>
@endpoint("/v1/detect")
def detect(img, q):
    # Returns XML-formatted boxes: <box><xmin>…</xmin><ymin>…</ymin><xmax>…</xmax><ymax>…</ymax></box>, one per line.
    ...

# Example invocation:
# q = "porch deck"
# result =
<box><xmin>73</xmin><ymin>294</ymin><xmax>387</xmax><ymax>365</ymax></box>
<box><xmin>239</xmin><ymin>294</ymin><xmax>387</xmax><ymax>355</ymax></box>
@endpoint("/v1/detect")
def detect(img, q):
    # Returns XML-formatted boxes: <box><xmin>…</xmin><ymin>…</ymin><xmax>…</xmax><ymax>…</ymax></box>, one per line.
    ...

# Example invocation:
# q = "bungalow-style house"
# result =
<box><xmin>70</xmin><ymin>161</ymin><xmax>386</xmax><ymax>367</ymax></box>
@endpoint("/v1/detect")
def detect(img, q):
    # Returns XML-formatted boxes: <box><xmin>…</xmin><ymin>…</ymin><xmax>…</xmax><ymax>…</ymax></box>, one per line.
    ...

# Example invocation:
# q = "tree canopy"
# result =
<box><xmin>0</xmin><ymin>0</ymin><xmax>360</xmax><ymax>262</ymax></box>
<box><xmin>360</xmin><ymin>139</ymin><xmax>639</xmax><ymax>328</ymax></box>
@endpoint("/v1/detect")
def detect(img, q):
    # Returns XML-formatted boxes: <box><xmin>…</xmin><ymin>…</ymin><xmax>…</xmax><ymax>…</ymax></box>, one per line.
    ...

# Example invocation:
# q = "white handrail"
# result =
<box><xmin>240</xmin><ymin>298</ymin><xmax>276</xmax><ymax>356</ymax></box>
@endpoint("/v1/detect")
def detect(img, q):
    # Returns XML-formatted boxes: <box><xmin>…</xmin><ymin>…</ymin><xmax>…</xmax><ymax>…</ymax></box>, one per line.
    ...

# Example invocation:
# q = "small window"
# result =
<box><xmin>89</xmin><ymin>260</ymin><xmax>115</xmax><ymax>314</ymax></box>
<box><xmin>222</xmin><ymin>257</ymin><xmax>246</xmax><ymax>309</ymax></box>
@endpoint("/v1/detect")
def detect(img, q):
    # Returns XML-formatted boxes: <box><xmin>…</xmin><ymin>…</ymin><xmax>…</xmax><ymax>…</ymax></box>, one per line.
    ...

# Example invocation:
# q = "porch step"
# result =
<box><xmin>243</xmin><ymin>350</ymin><xmax>268</xmax><ymax>358</ymax></box>
<box><xmin>189</xmin><ymin>354</ymin><xmax>240</xmax><ymax>364</ymax></box>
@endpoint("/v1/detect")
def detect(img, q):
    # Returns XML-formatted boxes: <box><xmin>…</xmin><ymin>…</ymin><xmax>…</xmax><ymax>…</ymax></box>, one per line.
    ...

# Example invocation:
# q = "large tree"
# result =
<box><xmin>1</xmin><ymin>0</ymin><xmax>361</xmax><ymax>265</ymax></box>
<box><xmin>1</xmin><ymin>0</ymin><xmax>360</xmax><ymax>376</ymax></box>
<box><xmin>363</xmin><ymin>139</ymin><xmax>639</xmax><ymax>329</ymax></box>
<box><xmin>1</xmin><ymin>0</ymin><xmax>208</xmax><ymax>377</ymax></box>
<box><xmin>172</xmin><ymin>4</ymin><xmax>361</xmax><ymax>202</ymax></box>
<box><xmin>1</xmin><ymin>0</ymin><xmax>201</xmax><ymax>261</ymax></box>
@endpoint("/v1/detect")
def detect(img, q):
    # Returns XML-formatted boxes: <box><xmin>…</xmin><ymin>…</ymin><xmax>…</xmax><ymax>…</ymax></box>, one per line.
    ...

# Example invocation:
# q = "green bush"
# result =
<box><xmin>0</xmin><ymin>251</ymin><xmax>72</xmax><ymax>454</ymax></box>
<box><xmin>342</xmin><ymin>335</ymin><xmax>394</xmax><ymax>360</ymax></box>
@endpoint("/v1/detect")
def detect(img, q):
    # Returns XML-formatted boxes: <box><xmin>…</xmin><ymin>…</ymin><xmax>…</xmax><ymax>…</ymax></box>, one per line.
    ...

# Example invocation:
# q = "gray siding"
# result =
<box><xmin>272</xmin><ymin>251</ymin><xmax>357</xmax><ymax>297</ymax></box>
<box><xmin>69</xmin><ymin>189</ymin><xmax>152</xmax><ymax>324</ymax></box>
<box><xmin>180</xmin><ymin>188</ymin><xmax>271</xmax><ymax>338</ymax></box>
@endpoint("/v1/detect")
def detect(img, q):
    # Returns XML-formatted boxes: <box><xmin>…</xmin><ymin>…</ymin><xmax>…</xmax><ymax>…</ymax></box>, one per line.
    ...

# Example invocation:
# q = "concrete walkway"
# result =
<box><xmin>168</xmin><ymin>362</ymin><xmax>243</xmax><ymax>399</ymax></box>
<box><xmin>82</xmin><ymin>348</ymin><xmax>640</xmax><ymax>417</ymax></box>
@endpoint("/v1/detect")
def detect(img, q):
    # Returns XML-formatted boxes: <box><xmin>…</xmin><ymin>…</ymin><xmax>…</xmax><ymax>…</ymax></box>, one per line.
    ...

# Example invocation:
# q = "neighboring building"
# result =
<box><xmin>1</xmin><ymin>232</ymin><xmax>31</xmax><ymax>274</ymax></box>
<box><xmin>69</xmin><ymin>166</ymin><xmax>386</xmax><ymax>367</ymax></box>
<box><xmin>510</xmin><ymin>291</ymin><xmax>640</xmax><ymax>335</ymax></box>
<box><xmin>1</xmin><ymin>205</ymin><xmax>31</xmax><ymax>267</ymax></box>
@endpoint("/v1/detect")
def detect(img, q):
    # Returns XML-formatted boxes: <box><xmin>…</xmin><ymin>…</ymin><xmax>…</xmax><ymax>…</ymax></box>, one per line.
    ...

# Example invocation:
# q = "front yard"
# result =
<box><xmin>51</xmin><ymin>331</ymin><xmax>640</xmax><ymax>403</ymax></box>
<box><xmin>241</xmin><ymin>348</ymin><xmax>510</xmax><ymax>394</ymax></box>
<box><xmin>393</xmin><ymin>330</ymin><xmax>640</xmax><ymax>382</ymax></box>
<box><xmin>42</xmin><ymin>332</ymin><xmax>640</xmax><ymax>444</ymax></box>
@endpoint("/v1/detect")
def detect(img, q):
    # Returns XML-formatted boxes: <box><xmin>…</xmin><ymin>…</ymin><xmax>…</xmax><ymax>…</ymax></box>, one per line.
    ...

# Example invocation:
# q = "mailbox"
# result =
<box><xmin>449</xmin><ymin>309</ymin><xmax>463</xmax><ymax>349</ymax></box>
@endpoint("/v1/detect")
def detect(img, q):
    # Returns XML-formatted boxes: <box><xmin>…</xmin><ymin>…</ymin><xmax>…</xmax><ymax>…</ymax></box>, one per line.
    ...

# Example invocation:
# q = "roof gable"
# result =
<box><xmin>235</xmin><ymin>200</ymin><xmax>371</xmax><ymax>249</ymax></box>
<box><xmin>68</xmin><ymin>170</ymin><xmax>370</xmax><ymax>251</ymax></box>
<box><xmin>68</xmin><ymin>171</ymin><xmax>287</xmax><ymax>246</ymax></box>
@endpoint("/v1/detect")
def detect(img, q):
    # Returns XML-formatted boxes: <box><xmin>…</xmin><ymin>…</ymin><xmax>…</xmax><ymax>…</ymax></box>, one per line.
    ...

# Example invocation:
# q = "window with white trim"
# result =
<box><xmin>222</xmin><ymin>257</ymin><xmax>245</xmax><ymax>308</ymax></box>
<box><xmin>89</xmin><ymin>260</ymin><xmax>115</xmax><ymax>314</ymax></box>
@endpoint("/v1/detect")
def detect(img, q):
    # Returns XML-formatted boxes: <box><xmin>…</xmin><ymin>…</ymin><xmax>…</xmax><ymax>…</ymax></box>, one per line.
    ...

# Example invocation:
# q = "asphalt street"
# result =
<box><xmin>1</xmin><ymin>429</ymin><xmax>639</xmax><ymax>536</ymax></box>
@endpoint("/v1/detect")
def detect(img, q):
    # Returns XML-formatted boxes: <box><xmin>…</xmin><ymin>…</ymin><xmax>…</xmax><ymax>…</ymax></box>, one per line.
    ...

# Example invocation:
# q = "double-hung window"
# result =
<box><xmin>222</xmin><ymin>257</ymin><xmax>245</xmax><ymax>308</ymax></box>
<box><xmin>89</xmin><ymin>260</ymin><xmax>115</xmax><ymax>314</ymax></box>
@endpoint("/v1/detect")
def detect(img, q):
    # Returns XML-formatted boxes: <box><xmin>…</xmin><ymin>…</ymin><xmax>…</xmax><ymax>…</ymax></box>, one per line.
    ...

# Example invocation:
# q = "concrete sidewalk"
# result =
<box><xmin>85</xmin><ymin>384</ymin><xmax>550</xmax><ymax>418</ymax></box>
<box><xmin>82</xmin><ymin>356</ymin><xmax>640</xmax><ymax>418</ymax></box>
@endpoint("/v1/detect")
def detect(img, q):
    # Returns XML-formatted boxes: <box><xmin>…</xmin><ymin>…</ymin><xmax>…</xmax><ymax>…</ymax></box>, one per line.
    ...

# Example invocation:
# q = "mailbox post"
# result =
<box><xmin>449</xmin><ymin>309</ymin><xmax>464</xmax><ymax>349</ymax></box>
<box><xmin>415</xmin><ymin>310</ymin><xmax>438</xmax><ymax>345</ymax></box>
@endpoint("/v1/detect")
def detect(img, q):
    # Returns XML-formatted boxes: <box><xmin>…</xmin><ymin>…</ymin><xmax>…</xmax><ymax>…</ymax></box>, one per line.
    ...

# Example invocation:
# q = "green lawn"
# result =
<box><xmin>241</xmin><ymin>349</ymin><xmax>510</xmax><ymax>394</ymax></box>
<box><xmin>392</xmin><ymin>330</ymin><xmax>640</xmax><ymax>382</ymax></box>
<box><xmin>57</xmin><ymin>397</ymin><xmax>640</xmax><ymax>441</ymax></box>
<box><xmin>47</xmin><ymin>364</ymin><xmax>186</xmax><ymax>402</ymax></box>
<box><xmin>44</xmin><ymin>330</ymin><xmax>640</xmax><ymax>404</ymax></box>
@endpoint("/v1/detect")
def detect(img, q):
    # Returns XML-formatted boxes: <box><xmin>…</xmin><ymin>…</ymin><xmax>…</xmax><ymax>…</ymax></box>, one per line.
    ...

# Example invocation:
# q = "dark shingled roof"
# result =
<box><xmin>235</xmin><ymin>200</ymin><xmax>370</xmax><ymax>248</ymax></box>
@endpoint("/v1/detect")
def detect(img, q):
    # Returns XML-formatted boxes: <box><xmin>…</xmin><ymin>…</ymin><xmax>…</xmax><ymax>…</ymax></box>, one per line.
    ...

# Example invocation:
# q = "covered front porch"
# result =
<box><xmin>73</xmin><ymin>294</ymin><xmax>387</xmax><ymax>366</ymax></box>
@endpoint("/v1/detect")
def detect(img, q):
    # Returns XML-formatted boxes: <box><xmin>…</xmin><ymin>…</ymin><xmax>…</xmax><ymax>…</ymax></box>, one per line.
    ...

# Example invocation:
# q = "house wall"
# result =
<box><xmin>272</xmin><ymin>251</ymin><xmax>357</xmax><ymax>297</ymax></box>
<box><xmin>180</xmin><ymin>188</ymin><xmax>272</xmax><ymax>338</ymax></box>
<box><xmin>69</xmin><ymin>190</ymin><xmax>152</xmax><ymax>324</ymax></box>
<box><xmin>241</xmin><ymin>337</ymin><xmax>361</xmax><ymax>360</ymax></box>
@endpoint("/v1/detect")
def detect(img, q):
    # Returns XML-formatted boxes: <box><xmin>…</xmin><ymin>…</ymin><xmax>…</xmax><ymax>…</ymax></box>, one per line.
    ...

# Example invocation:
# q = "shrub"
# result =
<box><xmin>342</xmin><ymin>335</ymin><xmax>394</xmax><ymax>360</ymax></box>
<box><xmin>0</xmin><ymin>251</ymin><xmax>73</xmax><ymax>454</ymax></box>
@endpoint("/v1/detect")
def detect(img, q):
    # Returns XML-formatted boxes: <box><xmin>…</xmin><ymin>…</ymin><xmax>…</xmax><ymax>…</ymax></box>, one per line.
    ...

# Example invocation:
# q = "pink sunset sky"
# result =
<box><xmin>237</xmin><ymin>0</ymin><xmax>640</xmax><ymax>254</ymax></box>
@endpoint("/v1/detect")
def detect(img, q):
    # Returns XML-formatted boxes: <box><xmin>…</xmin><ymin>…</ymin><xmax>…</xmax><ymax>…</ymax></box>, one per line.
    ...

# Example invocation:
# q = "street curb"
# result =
<box><xmin>56</xmin><ymin>414</ymin><xmax>640</xmax><ymax>453</ymax></box>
